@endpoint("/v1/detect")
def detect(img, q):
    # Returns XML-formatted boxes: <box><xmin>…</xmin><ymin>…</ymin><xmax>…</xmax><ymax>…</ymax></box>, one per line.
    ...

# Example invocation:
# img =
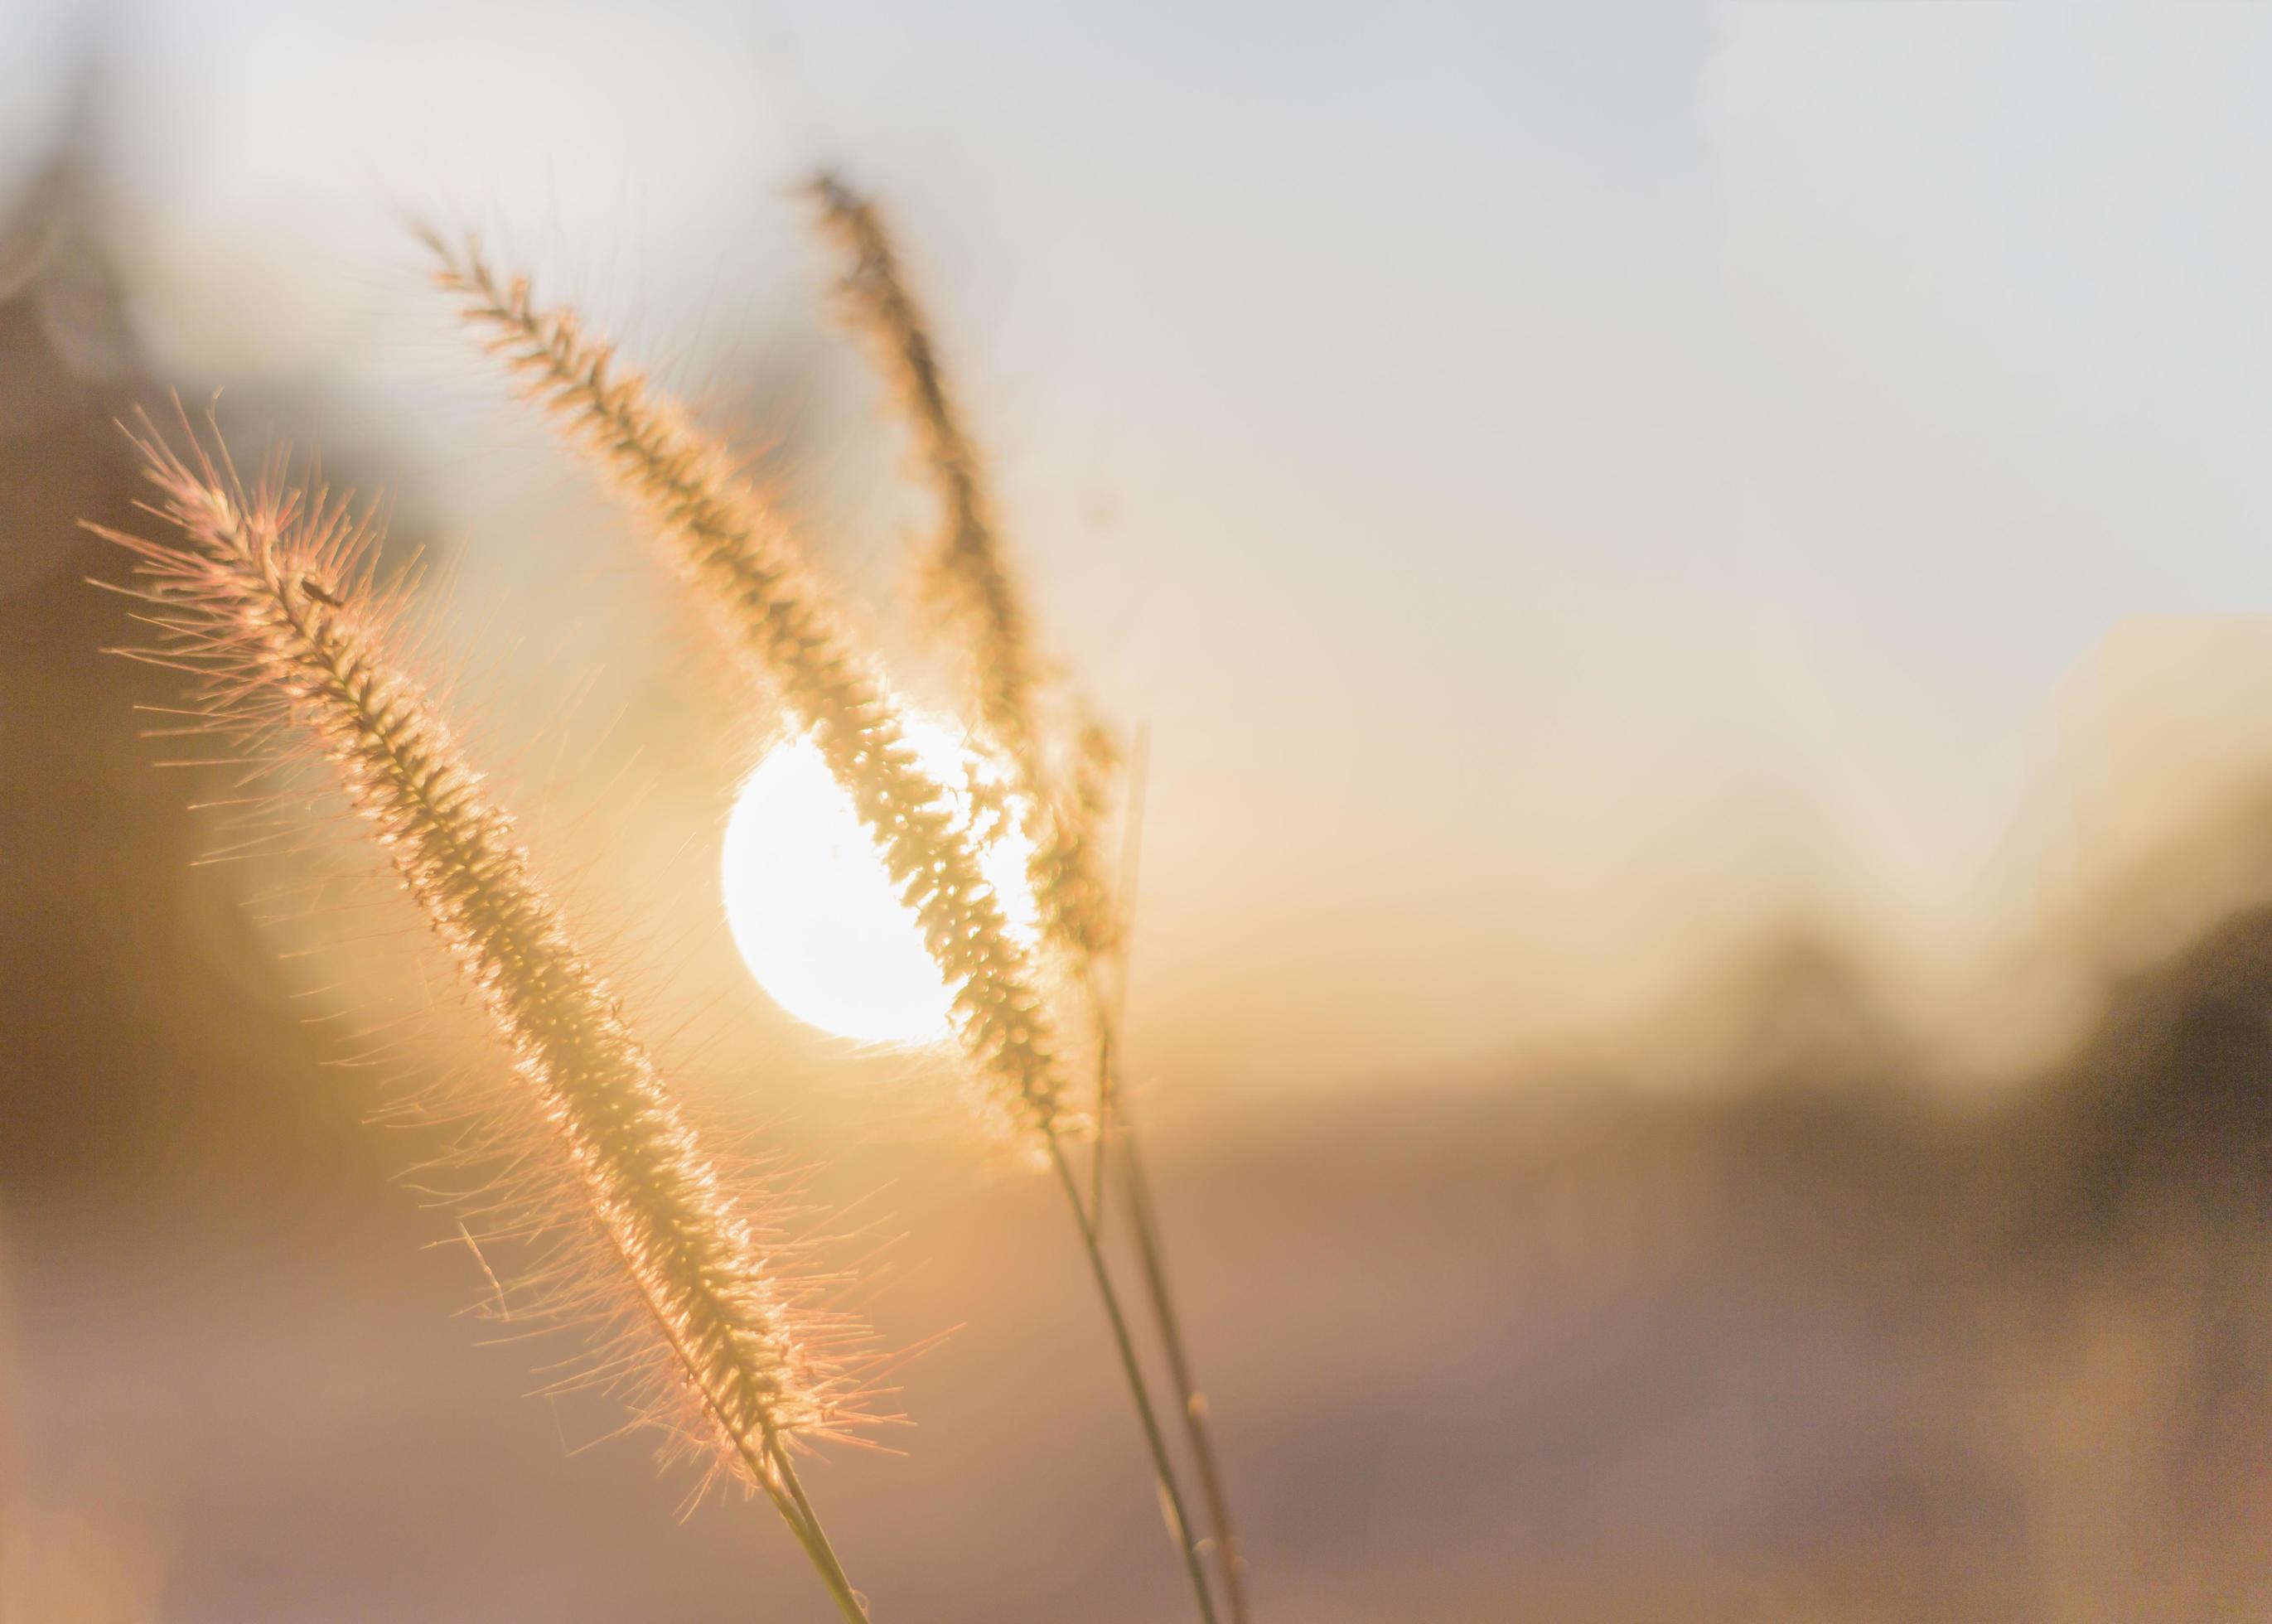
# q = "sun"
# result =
<box><xmin>721</xmin><ymin>716</ymin><xmax>1040</xmax><ymax>1044</ymax></box>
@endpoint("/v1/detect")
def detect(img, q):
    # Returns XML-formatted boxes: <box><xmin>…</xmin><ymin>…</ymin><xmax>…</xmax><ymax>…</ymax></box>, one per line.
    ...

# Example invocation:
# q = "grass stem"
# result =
<box><xmin>764</xmin><ymin>1441</ymin><xmax>872</xmax><ymax>1623</ymax></box>
<box><xmin>1085</xmin><ymin>727</ymin><xmax>1250</xmax><ymax>1622</ymax></box>
<box><xmin>1044</xmin><ymin>1131</ymin><xmax>1219</xmax><ymax>1624</ymax></box>
<box><xmin>1114</xmin><ymin>1108</ymin><xmax>1250</xmax><ymax>1624</ymax></box>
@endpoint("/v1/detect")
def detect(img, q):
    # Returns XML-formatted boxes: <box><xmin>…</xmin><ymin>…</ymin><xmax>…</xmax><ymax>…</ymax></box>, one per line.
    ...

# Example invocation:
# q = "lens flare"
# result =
<box><xmin>722</xmin><ymin>718</ymin><xmax>1039</xmax><ymax>1044</ymax></box>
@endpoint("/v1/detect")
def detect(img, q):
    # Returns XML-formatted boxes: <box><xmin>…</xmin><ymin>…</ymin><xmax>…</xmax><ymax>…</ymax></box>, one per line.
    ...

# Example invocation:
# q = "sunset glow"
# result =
<box><xmin>720</xmin><ymin>718</ymin><xmax>1040</xmax><ymax>1044</ymax></box>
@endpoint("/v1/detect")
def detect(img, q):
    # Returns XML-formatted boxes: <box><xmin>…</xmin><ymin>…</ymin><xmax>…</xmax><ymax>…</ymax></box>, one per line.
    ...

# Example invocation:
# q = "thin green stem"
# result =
<box><xmin>1087</xmin><ymin>1008</ymin><xmax>1116</xmax><ymax>1233</ymax></box>
<box><xmin>1080</xmin><ymin>723</ymin><xmax>1250</xmax><ymax>1620</ymax></box>
<box><xmin>728</xmin><ymin>1430</ymin><xmax>870</xmax><ymax>1623</ymax></box>
<box><xmin>771</xmin><ymin>1442</ymin><xmax>871</xmax><ymax>1623</ymax></box>
<box><xmin>1045</xmin><ymin>1131</ymin><xmax>1220</xmax><ymax>1624</ymax></box>
<box><xmin>1114</xmin><ymin>1103</ymin><xmax>1251</xmax><ymax>1624</ymax></box>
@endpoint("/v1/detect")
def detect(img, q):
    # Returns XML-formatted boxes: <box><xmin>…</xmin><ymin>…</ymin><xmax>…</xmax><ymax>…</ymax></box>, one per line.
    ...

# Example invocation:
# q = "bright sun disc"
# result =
<box><xmin>721</xmin><ymin>718</ymin><xmax>1039</xmax><ymax>1045</ymax></box>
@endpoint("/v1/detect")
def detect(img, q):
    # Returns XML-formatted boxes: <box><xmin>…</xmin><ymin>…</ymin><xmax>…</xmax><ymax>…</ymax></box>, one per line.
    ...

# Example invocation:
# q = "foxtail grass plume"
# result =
<box><xmin>806</xmin><ymin>173</ymin><xmax>1119</xmax><ymax>968</ymax></box>
<box><xmin>427</xmin><ymin>231</ymin><xmax>1224</xmax><ymax>1624</ymax></box>
<box><xmin>425</xmin><ymin>234</ymin><xmax>1067</xmax><ymax>1142</ymax></box>
<box><xmin>90</xmin><ymin>413</ymin><xmax>877</xmax><ymax>1618</ymax></box>
<box><xmin>805</xmin><ymin>178</ymin><xmax>1252</xmax><ymax>1624</ymax></box>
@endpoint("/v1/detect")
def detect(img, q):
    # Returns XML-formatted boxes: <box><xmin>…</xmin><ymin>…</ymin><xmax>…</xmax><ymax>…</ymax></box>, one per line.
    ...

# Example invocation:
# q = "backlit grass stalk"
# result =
<box><xmin>805</xmin><ymin>172</ymin><xmax>1118</xmax><ymax>969</ymax></box>
<box><xmin>91</xmin><ymin>413</ymin><xmax>874</xmax><ymax>1624</ymax></box>
<box><xmin>426</xmin><ymin>234</ymin><xmax>1063</xmax><ymax>1145</ymax></box>
<box><xmin>429</xmin><ymin>240</ymin><xmax>1220</xmax><ymax>1624</ymax></box>
<box><xmin>807</xmin><ymin>177</ymin><xmax>1251</xmax><ymax>1622</ymax></box>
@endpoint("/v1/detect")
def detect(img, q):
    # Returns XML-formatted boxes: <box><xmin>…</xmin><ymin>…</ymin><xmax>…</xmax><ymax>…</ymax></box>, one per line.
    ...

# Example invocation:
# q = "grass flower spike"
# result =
<box><xmin>805</xmin><ymin>178</ymin><xmax>1252</xmax><ymax>1624</ymax></box>
<box><xmin>425</xmin><ymin>235</ymin><xmax>1067</xmax><ymax>1144</ymax></box>
<box><xmin>430</xmin><ymin>237</ymin><xmax>1225</xmax><ymax>1623</ymax></box>
<box><xmin>91</xmin><ymin>412</ymin><xmax>877</xmax><ymax>1622</ymax></box>
<box><xmin>806</xmin><ymin>173</ymin><xmax>1119</xmax><ymax>967</ymax></box>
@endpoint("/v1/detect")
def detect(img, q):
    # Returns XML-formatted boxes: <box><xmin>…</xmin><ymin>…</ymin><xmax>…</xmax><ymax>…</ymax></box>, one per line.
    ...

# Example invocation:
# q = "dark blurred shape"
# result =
<box><xmin>2034</xmin><ymin>901</ymin><xmax>2272</xmax><ymax>1235</ymax></box>
<box><xmin>0</xmin><ymin>133</ymin><xmax>362</xmax><ymax>1196</ymax></box>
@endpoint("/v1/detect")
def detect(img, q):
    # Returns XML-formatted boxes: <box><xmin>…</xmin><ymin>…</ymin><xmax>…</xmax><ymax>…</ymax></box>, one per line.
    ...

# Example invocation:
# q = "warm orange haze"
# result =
<box><xmin>16</xmin><ymin>4</ymin><xmax>2272</xmax><ymax>1622</ymax></box>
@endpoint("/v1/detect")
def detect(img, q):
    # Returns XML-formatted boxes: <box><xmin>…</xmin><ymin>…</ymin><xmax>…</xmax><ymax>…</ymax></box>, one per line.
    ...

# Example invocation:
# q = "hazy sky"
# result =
<box><xmin>12</xmin><ymin>0</ymin><xmax>2272</xmax><ymax>1092</ymax></box>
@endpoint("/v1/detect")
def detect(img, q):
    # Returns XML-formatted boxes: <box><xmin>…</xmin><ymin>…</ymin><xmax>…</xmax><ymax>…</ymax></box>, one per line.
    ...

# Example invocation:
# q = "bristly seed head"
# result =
<box><xmin>426</xmin><ymin>233</ymin><xmax>1071</xmax><ymax>1140</ymax></box>
<box><xmin>87</xmin><ymin>405</ymin><xmax>875</xmax><ymax>1495</ymax></box>
<box><xmin>804</xmin><ymin>174</ymin><xmax>1123</xmax><ymax>971</ymax></box>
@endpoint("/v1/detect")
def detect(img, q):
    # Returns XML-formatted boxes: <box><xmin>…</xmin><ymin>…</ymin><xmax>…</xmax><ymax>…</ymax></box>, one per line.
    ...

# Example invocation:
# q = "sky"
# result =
<box><xmin>12</xmin><ymin>0</ymin><xmax>2272</xmax><ymax>1095</ymax></box>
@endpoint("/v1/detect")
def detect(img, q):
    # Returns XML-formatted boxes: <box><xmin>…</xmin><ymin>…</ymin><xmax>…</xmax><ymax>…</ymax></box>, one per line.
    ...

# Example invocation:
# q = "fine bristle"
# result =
<box><xmin>426</xmin><ymin>234</ymin><xmax>1068</xmax><ymax>1140</ymax></box>
<box><xmin>805</xmin><ymin>174</ymin><xmax>1120</xmax><ymax>967</ymax></box>
<box><xmin>88</xmin><ymin>407</ymin><xmax>871</xmax><ymax>1497</ymax></box>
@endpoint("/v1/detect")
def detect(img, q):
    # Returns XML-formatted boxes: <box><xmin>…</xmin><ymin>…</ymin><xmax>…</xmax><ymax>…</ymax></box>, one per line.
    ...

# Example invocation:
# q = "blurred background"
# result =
<box><xmin>14</xmin><ymin>2</ymin><xmax>2272</xmax><ymax>1618</ymax></box>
